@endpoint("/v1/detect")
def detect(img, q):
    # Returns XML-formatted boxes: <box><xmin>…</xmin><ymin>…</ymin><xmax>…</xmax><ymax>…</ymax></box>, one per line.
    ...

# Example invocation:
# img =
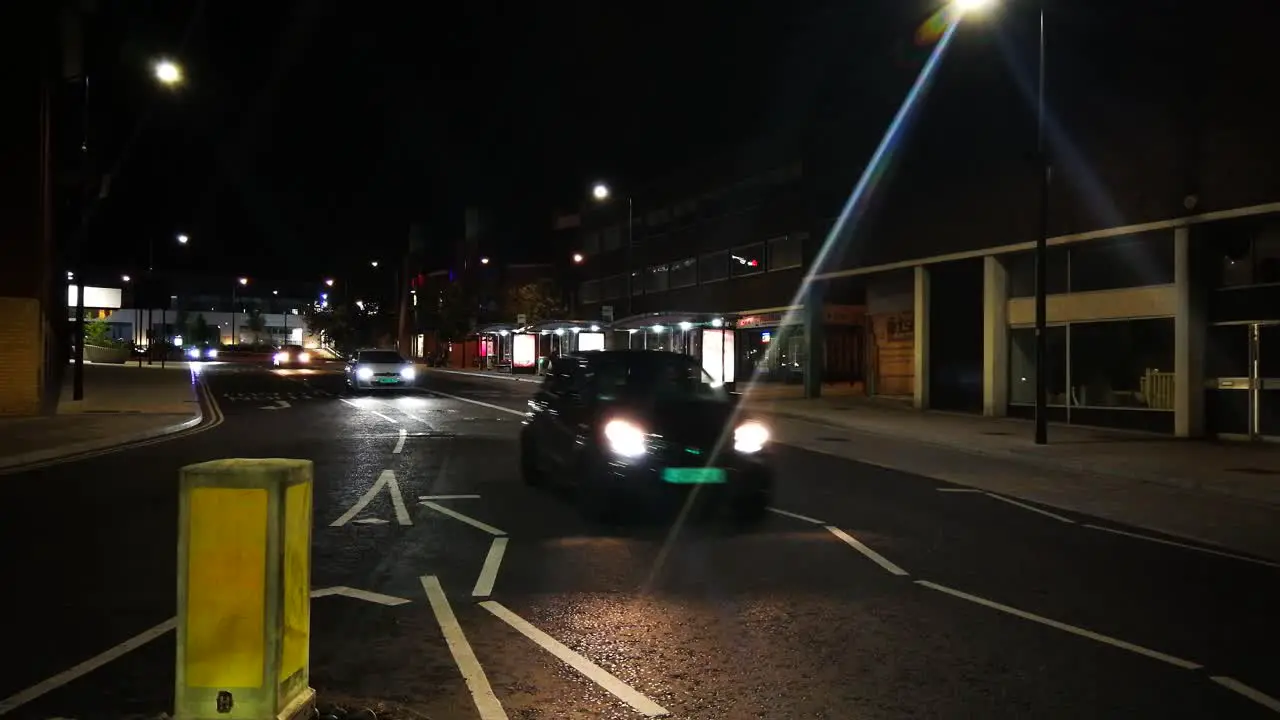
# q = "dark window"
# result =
<box><xmin>602</xmin><ymin>225</ymin><xmax>622</xmax><ymax>252</ymax></box>
<box><xmin>731</xmin><ymin>243</ymin><xmax>765</xmax><ymax>277</ymax></box>
<box><xmin>1069</xmin><ymin>319</ymin><xmax>1174</xmax><ymax>409</ymax></box>
<box><xmin>669</xmin><ymin>257</ymin><xmax>697</xmax><ymax>288</ymax></box>
<box><xmin>1257</xmin><ymin>233</ymin><xmax>1280</xmax><ymax>285</ymax></box>
<box><xmin>1069</xmin><ymin>234</ymin><xmax>1174</xmax><ymax>292</ymax></box>
<box><xmin>601</xmin><ymin>274</ymin><xmax>625</xmax><ymax>300</ymax></box>
<box><xmin>768</xmin><ymin>235</ymin><xmax>803</xmax><ymax>271</ymax></box>
<box><xmin>700</xmin><ymin>251</ymin><xmax>729</xmax><ymax>283</ymax></box>
<box><xmin>1006</xmin><ymin>247</ymin><xmax>1069</xmax><ymax>297</ymax></box>
<box><xmin>1008</xmin><ymin>325</ymin><xmax>1067</xmax><ymax>405</ymax></box>
<box><xmin>647</xmin><ymin>264</ymin><xmax>670</xmax><ymax>293</ymax></box>
<box><xmin>588</xmin><ymin>353</ymin><xmax>725</xmax><ymax>402</ymax></box>
<box><xmin>630</xmin><ymin>269</ymin><xmax>644</xmax><ymax>296</ymax></box>
<box><xmin>580</xmin><ymin>280</ymin><xmax>600</xmax><ymax>304</ymax></box>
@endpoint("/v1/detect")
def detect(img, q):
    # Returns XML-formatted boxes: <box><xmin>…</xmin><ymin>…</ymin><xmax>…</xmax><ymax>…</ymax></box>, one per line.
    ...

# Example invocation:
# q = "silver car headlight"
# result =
<box><xmin>356</xmin><ymin>366</ymin><xmax>374</xmax><ymax>380</ymax></box>
<box><xmin>733</xmin><ymin>422</ymin><xmax>770</xmax><ymax>453</ymax></box>
<box><xmin>603</xmin><ymin>419</ymin><xmax>646</xmax><ymax>458</ymax></box>
<box><xmin>400</xmin><ymin>366</ymin><xmax>416</xmax><ymax>380</ymax></box>
<box><xmin>205</xmin><ymin>348</ymin><xmax>218</xmax><ymax>359</ymax></box>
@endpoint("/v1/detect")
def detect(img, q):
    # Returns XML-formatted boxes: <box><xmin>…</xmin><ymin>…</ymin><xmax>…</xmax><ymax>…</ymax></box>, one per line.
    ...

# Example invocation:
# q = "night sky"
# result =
<box><xmin>83</xmin><ymin>0</ymin><xmax>968</xmax><ymax>281</ymax></box>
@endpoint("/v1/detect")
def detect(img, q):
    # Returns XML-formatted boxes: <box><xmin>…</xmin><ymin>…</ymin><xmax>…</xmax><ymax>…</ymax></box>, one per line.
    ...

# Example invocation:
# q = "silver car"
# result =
<box><xmin>346</xmin><ymin>349</ymin><xmax>417</xmax><ymax>391</ymax></box>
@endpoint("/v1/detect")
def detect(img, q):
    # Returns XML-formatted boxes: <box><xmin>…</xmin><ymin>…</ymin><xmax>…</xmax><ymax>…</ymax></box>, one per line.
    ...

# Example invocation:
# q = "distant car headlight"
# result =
<box><xmin>603</xmin><ymin>419</ymin><xmax>646</xmax><ymax>458</ymax></box>
<box><xmin>274</xmin><ymin>352</ymin><xmax>289</xmax><ymax>364</ymax></box>
<box><xmin>734</xmin><ymin>422</ymin><xmax>770</xmax><ymax>453</ymax></box>
<box><xmin>187</xmin><ymin>347</ymin><xmax>200</xmax><ymax>359</ymax></box>
<box><xmin>297</xmin><ymin>352</ymin><xmax>311</xmax><ymax>363</ymax></box>
<box><xmin>400</xmin><ymin>366</ymin><xmax>416</xmax><ymax>380</ymax></box>
<box><xmin>206</xmin><ymin>348</ymin><xmax>218</xmax><ymax>359</ymax></box>
<box><xmin>356</xmin><ymin>366</ymin><xmax>374</xmax><ymax>380</ymax></box>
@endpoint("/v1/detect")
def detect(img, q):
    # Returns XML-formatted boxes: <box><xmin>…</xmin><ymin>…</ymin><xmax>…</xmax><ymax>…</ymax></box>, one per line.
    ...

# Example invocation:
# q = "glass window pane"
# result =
<box><xmin>1008</xmin><ymin>326</ymin><xmax>1067</xmax><ymax>405</ymax></box>
<box><xmin>1069</xmin><ymin>234</ymin><xmax>1174</xmax><ymax>292</ymax></box>
<box><xmin>700</xmin><ymin>251</ymin><xmax>729</xmax><ymax>283</ymax></box>
<box><xmin>579</xmin><ymin>280</ymin><xmax>600</xmax><ymax>304</ymax></box>
<box><xmin>1006</xmin><ymin>248</ymin><xmax>1068</xmax><ymax>298</ymax></box>
<box><xmin>647</xmin><ymin>264</ymin><xmax>669</xmax><ymax>293</ymax></box>
<box><xmin>669</xmin><ymin>257</ymin><xmax>697</xmax><ymax>288</ymax></box>
<box><xmin>1069</xmin><ymin>319</ymin><xmax>1174</xmax><ymax>409</ymax></box>
<box><xmin>768</xmin><ymin>235</ymin><xmax>803</xmax><ymax>271</ymax></box>
<box><xmin>731</xmin><ymin>243</ymin><xmax>765</xmax><ymax>277</ymax></box>
<box><xmin>601</xmin><ymin>274</ymin><xmax>625</xmax><ymax>300</ymax></box>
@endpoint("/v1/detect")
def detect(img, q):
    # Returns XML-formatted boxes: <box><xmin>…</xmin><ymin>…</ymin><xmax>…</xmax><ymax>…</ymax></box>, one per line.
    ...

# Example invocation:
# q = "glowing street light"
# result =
<box><xmin>238</xmin><ymin>277</ymin><xmax>249</xmax><ymax>286</ymax></box>
<box><xmin>954</xmin><ymin>0</ymin><xmax>996</xmax><ymax>12</ymax></box>
<box><xmin>591</xmin><ymin>182</ymin><xmax>610</xmax><ymax>201</ymax></box>
<box><xmin>370</xmin><ymin>260</ymin><xmax>379</xmax><ymax>268</ymax></box>
<box><xmin>176</xmin><ymin>233</ymin><xmax>189</xmax><ymax>244</ymax></box>
<box><xmin>324</xmin><ymin>278</ymin><xmax>335</xmax><ymax>287</ymax></box>
<box><xmin>122</xmin><ymin>274</ymin><xmax>131</xmax><ymax>283</ymax></box>
<box><xmin>589</xmin><ymin>179</ymin><xmax>633</xmax><ymax>314</ymax></box>
<box><xmin>153</xmin><ymin>58</ymin><xmax>183</xmax><ymax>86</ymax></box>
<box><xmin>480</xmin><ymin>257</ymin><xmax>490</xmax><ymax>265</ymax></box>
<box><xmin>572</xmin><ymin>252</ymin><xmax>585</xmax><ymax>264</ymax></box>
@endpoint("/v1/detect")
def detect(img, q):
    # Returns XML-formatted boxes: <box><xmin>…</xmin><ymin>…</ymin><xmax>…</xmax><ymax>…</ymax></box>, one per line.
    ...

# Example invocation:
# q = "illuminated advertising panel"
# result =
<box><xmin>700</xmin><ymin>329</ymin><xmax>736</xmax><ymax>384</ymax></box>
<box><xmin>576</xmin><ymin>332</ymin><xmax>605</xmax><ymax>352</ymax></box>
<box><xmin>512</xmin><ymin>333</ymin><xmax>537</xmax><ymax>368</ymax></box>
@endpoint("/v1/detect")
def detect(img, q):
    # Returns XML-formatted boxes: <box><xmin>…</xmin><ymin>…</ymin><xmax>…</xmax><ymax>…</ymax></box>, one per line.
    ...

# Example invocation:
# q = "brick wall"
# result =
<box><xmin>0</xmin><ymin>297</ymin><xmax>44</xmax><ymax>415</ymax></box>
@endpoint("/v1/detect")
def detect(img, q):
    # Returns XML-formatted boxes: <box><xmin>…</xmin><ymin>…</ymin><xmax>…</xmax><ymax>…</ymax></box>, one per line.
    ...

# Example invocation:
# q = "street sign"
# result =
<box><xmin>516</xmin><ymin>313</ymin><xmax>527</xmax><ymax>326</ymax></box>
<box><xmin>601</xmin><ymin>305</ymin><xmax>614</xmax><ymax>323</ymax></box>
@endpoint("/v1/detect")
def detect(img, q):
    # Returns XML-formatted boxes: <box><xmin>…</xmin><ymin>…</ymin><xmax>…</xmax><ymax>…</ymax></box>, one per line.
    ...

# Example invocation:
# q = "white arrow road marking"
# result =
<box><xmin>422</xmin><ymin>576</ymin><xmax>508</xmax><ymax>720</ymax></box>
<box><xmin>393</xmin><ymin>427</ymin><xmax>407</xmax><ymax>454</ymax></box>
<box><xmin>261</xmin><ymin>399</ymin><xmax>291</xmax><ymax>410</ymax></box>
<box><xmin>420</xmin><ymin>501</ymin><xmax>505</xmax><ymax>535</ymax></box>
<box><xmin>310</xmin><ymin>586</ymin><xmax>411</xmax><ymax>605</ymax></box>
<box><xmin>353</xmin><ymin>518</ymin><xmax>389</xmax><ymax>525</ymax></box>
<box><xmin>420</xmin><ymin>494</ymin><xmax>482</xmax><ymax>500</ymax></box>
<box><xmin>480</xmin><ymin>601</ymin><xmax>670</xmax><ymax>718</ymax></box>
<box><xmin>472</xmin><ymin>537</ymin><xmax>508</xmax><ymax>597</ymax></box>
<box><xmin>331</xmin><ymin>470</ymin><xmax>411</xmax><ymax>526</ymax></box>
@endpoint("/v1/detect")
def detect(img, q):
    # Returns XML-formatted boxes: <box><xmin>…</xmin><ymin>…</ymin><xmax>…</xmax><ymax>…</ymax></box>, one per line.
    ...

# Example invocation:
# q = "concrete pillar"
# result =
<box><xmin>803</xmin><ymin>283</ymin><xmax>824</xmax><ymax>399</ymax></box>
<box><xmin>1174</xmin><ymin>227</ymin><xmax>1204</xmax><ymax>437</ymax></box>
<box><xmin>982</xmin><ymin>255</ymin><xmax>1009</xmax><ymax>416</ymax></box>
<box><xmin>913</xmin><ymin>265</ymin><xmax>930</xmax><ymax>410</ymax></box>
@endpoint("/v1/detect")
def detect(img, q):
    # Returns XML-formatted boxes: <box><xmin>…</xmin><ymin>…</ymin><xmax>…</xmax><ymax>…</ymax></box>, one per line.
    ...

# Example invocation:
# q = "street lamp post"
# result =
<box><xmin>232</xmin><ymin>277</ymin><xmax>248</xmax><ymax>346</ymax></box>
<box><xmin>591</xmin><ymin>182</ymin><xmax>633</xmax><ymax>317</ymax></box>
<box><xmin>956</xmin><ymin>0</ymin><xmax>1048</xmax><ymax>444</ymax></box>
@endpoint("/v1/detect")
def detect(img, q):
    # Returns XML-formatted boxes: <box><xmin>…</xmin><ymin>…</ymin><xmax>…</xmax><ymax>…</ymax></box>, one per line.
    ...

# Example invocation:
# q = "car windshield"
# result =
<box><xmin>592</xmin><ymin>354</ymin><xmax>726</xmax><ymax>402</ymax></box>
<box><xmin>359</xmin><ymin>351</ymin><xmax>405</xmax><ymax>364</ymax></box>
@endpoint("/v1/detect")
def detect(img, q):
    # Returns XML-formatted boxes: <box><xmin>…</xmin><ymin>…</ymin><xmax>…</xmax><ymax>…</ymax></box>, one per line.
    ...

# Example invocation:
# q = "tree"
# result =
<box><xmin>84</xmin><ymin>318</ymin><xmax>124</xmax><ymax>348</ymax></box>
<box><xmin>503</xmin><ymin>279</ymin><xmax>562</xmax><ymax>325</ymax></box>
<box><xmin>246</xmin><ymin>308</ymin><xmax>267</xmax><ymax>345</ymax></box>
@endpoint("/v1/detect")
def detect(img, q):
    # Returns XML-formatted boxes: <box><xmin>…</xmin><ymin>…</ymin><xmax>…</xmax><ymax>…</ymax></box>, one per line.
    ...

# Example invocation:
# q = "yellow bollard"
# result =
<box><xmin>176</xmin><ymin>459</ymin><xmax>315</xmax><ymax>720</ymax></box>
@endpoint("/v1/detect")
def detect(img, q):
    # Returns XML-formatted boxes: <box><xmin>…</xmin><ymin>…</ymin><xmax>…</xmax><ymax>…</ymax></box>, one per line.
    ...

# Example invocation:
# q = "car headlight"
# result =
<box><xmin>603</xmin><ymin>419</ymin><xmax>646</xmax><ymax>458</ymax></box>
<box><xmin>187</xmin><ymin>347</ymin><xmax>200</xmax><ymax>359</ymax></box>
<box><xmin>274</xmin><ymin>352</ymin><xmax>289</xmax><ymax>364</ymax></box>
<box><xmin>400</xmin><ymin>366</ymin><xmax>416</xmax><ymax>380</ymax></box>
<box><xmin>356</xmin><ymin>367</ymin><xmax>373</xmax><ymax>380</ymax></box>
<box><xmin>205</xmin><ymin>348</ymin><xmax>218</xmax><ymax>359</ymax></box>
<box><xmin>734</xmin><ymin>422</ymin><xmax>769</xmax><ymax>453</ymax></box>
<box><xmin>297</xmin><ymin>352</ymin><xmax>311</xmax><ymax>363</ymax></box>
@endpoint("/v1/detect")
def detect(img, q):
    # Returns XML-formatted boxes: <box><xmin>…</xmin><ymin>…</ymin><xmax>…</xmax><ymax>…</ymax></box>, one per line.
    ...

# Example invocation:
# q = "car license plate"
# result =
<box><xmin>377</xmin><ymin>377</ymin><xmax>400</xmax><ymax>384</ymax></box>
<box><xmin>662</xmin><ymin>467</ymin><xmax>727</xmax><ymax>484</ymax></box>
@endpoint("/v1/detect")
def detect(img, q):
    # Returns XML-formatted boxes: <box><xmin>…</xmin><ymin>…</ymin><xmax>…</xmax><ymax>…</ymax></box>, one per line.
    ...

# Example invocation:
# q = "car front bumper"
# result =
<box><xmin>589</xmin><ymin>449</ymin><xmax>774</xmax><ymax>506</ymax></box>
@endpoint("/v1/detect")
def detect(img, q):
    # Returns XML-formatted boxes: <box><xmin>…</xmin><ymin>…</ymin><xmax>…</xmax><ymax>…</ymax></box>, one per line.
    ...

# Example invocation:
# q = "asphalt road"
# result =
<box><xmin>2</xmin><ymin>362</ymin><xmax>1278</xmax><ymax>719</ymax></box>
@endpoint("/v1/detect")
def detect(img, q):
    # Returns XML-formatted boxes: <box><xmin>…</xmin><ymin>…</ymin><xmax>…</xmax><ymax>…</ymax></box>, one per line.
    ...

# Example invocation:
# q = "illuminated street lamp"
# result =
<box><xmin>480</xmin><ymin>257</ymin><xmax>490</xmax><ymax>265</ymax></box>
<box><xmin>152</xmin><ymin>58</ymin><xmax>183</xmax><ymax>86</ymax></box>
<box><xmin>591</xmin><ymin>182</ymin><xmax>610</xmax><ymax>201</ymax></box>
<box><xmin>572</xmin><ymin>252</ymin><xmax>584</xmax><ymax>264</ymax></box>
<box><xmin>176</xmin><ymin>233</ymin><xmax>189</xmax><ymax>244</ymax></box>
<box><xmin>238</xmin><ymin>277</ymin><xmax>249</xmax><ymax>286</ymax></box>
<box><xmin>953</xmin><ymin>0</ymin><xmax>995</xmax><ymax>12</ymax></box>
<box><xmin>370</xmin><ymin>260</ymin><xmax>379</xmax><ymax>268</ymax></box>
<box><xmin>324</xmin><ymin>278</ymin><xmax>335</xmax><ymax>287</ymax></box>
<box><xmin>122</xmin><ymin>274</ymin><xmax>131</xmax><ymax>283</ymax></box>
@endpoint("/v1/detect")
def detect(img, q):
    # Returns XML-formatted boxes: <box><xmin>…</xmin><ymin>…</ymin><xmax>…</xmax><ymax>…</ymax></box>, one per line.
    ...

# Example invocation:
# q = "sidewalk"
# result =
<box><xmin>0</xmin><ymin>362</ymin><xmax>204</xmax><ymax>471</ymax></box>
<box><xmin>426</xmin><ymin>367</ymin><xmax>1280</xmax><ymax>559</ymax></box>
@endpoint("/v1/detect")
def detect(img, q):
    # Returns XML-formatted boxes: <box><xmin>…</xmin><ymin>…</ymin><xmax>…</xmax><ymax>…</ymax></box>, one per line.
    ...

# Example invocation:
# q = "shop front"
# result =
<box><xmin>610</xmin><ymin>312</ymin><xmax>738</xmax><ymax>385</ymax></box>
<box><xmin>736</xmin><ymin>304</ymin><xmax>866</xmax><ymax>387</ymax></box>
<box><xmin>519</xmin><ymin>319</ymin><xmax>609</xmax><ymax>373</ymax></box>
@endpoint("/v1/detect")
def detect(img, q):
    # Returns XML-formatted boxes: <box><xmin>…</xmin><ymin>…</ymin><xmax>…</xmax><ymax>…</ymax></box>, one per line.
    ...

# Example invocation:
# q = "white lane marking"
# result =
<box><xmin>825</xmin><ymin>526</ymin><xmax>909</xmax><ymax>576</ymax></box>
<box><xmin>766</xmin><ymin>507</ymin><xmax>826</xmax><ymax>525</ymax></box>
<box><xmin>331</xmin><ymin>470</ymin><xmax>411</xmax><ymax>526</ymax></box>
<box><xmin>261</xmin><ymin>399</ymin><xmax>291</xmax><ymax>410</ymax></box>
<box><xmin>982</xmin><ymin>492</ymin><xmax>1076</xmax><ymax>523</ymax></box>
<box><xmin>421</xmin><ymin>500</ymin><xmax>506</xmax><ymax>536</ymax></box>
<box><xmin>425</xmin><ymin>388</ymin><xmax>525</xmax><ymax>417</ymax></box>
<box><xmin>393</xmin><ymin>427</ymin><xmax>407</xmax><ymax>454</ymax></box>
<box><xmin>936</xmin><ymin>487</ymin><xmax>982</xmax><ymax>492</ymax></box>
<box><xmin>915</xmin><ymin>580</ymin><xmax>1202</xmax><ymax>669</ymax></box>
<box><xmin>421</xmin><ymin>576</ymin><xmax>508</xmax><ymax>720</ymax></box>
<box><xmin>340</xmin><ymin>398</ymin><xmax>401</xmax><ymax>424</ymax></box>
<box><xmin>472</xmin><ymin>537</ymin><xmax>509</xmax><ymax>597</ymax></box>
<box><xmin>310</xmin><ymin>586</ymin><xmax>411</xmax><ymax>605</ymax></box>
<box><xmin>1083</xmin><ymin>524</ymin><xmax>1280</xmax><ymax>569</ymax></box>
<box><xmin>480</xmin><ymin>601</ymin><xmax>670</xmax><ymax>718</ymax></box>
<box><xmin>0</xmin><ymin>617</ymin><xmax>177</xmax><ymax>715</ymax></box>
<box><xmin>420</xmin><ymin>494</ymin><xmax>482</xmax><ymax>500</ymax></box>
<box><xmin>353</xmin><ymin>518</ymin><xmax>389</xmax><ymax>525</ymax></box>
<box><xmin>1211</xmin><ymin>676</ymin><xmax>1280</xmax><ymax>714</ymax></box>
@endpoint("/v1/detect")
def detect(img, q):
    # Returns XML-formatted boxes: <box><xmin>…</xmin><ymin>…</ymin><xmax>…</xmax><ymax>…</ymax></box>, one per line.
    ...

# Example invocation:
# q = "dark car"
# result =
<box><xmin>520</xmin><ymin>350</ymin><xmax>773</xmax><ymax>522</ymax></box>
<box><xmin>272</xmin><ymin>344</ymin><xmax>312</xmax><ymax>367</ymax></box>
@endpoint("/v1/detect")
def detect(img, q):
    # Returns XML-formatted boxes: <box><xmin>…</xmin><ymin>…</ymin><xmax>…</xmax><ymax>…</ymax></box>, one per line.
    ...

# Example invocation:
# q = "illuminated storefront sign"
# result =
<box><xmin>701</xmin><ymin>328</ymin><xmax>735</xmax><ymax>384</ymax></box>
<box><xmin>577</xmin><ymin>332</ymin><xmax>605</xmax><ymax>352</ymax></box>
